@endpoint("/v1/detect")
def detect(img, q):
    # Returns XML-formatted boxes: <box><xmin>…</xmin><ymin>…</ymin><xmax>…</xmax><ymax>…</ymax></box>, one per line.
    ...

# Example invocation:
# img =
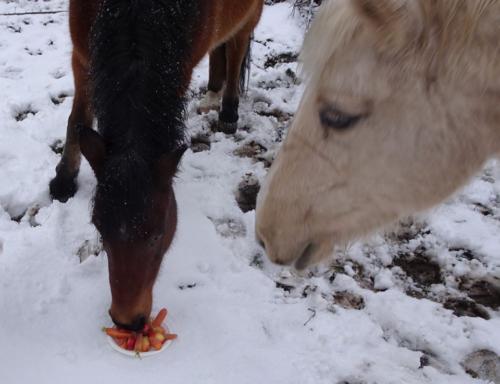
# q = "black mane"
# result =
<box><xmin>90</xmin><ymin>0</ymin><xmax>199</xmax><ymax>239</ymax></box>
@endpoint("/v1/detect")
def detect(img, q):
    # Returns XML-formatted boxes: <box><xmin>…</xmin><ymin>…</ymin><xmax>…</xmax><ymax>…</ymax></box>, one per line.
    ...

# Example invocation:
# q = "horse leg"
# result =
<box><xmin>198</xmin><ymin>44</ymin><xmax>226</xmax><ymax>114</ymax></box>
<box><xmin>217</xmin><ymin>28</ymin><xmax>253</xmax><ymax>134</ymax></box>
<box><xmin>49</xmin><ymin>53</ymin><xmax>93</xmax><ymax>202</ymax></box>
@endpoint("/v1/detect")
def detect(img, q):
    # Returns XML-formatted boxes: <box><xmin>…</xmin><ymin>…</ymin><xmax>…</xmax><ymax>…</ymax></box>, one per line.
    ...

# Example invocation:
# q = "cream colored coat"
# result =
<box><xmin>256</xmin><ymin>0</ymin><xmax>500</xmax><ymax>269</ymax></box>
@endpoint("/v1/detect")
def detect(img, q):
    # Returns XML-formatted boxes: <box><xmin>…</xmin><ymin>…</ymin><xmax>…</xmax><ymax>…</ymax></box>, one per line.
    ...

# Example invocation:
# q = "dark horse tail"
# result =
<box><xmin>90</xmin><ymin>0</ymin><xmax>198</xmax><ymax>159</ymax></box>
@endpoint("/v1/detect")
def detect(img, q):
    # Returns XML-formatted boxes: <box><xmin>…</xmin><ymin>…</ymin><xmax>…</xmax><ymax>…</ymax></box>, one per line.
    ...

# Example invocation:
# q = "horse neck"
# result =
<box><xmin>91</xmin><ymin>0</ymin><xmax>201</xmax><ymax>157</ymax></box>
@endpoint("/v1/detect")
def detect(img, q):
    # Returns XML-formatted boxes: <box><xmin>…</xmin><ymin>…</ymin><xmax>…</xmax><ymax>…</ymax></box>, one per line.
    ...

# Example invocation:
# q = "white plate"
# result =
<box><xmin>106</xmin><ymin>323</ymin><xmax>175</xmax><ymax>358</ymax></box>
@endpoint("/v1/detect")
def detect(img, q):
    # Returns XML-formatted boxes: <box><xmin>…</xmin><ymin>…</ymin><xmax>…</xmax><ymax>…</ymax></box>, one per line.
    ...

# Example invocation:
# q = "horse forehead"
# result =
<box><xmin>104</xmin><ymin>220</ymin><xmax>147</xmax><ymax>243</ymax></box>
<box><xmin>94</xmin><ymin>197</ymin><xmax>154</xmax><ymax>242</ymax></box>
<box><xmin>321</xmin><ymin>52</ymin><xmax>377</xmax><ymax>89</ymax></box>
<box><xmin>304</xmin><ymin>14</ymin><xmax>394</xmax><ymax>99</ymax></box>
<box><xmin>313</xmin><ymin>52</ymin><xmax>395</xmax><ymax>107</ymax></box>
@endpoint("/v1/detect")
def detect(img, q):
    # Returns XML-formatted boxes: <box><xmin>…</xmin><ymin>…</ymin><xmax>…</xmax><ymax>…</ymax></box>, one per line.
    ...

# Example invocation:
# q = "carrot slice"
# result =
<box><xmin>126</xmin><ymin>336</ymin><xmax>136</xmax><ymax>351</ymax></box>
<box><xmin>149</xmin><ymin>337</ymin><xmax>163</xmax><ymax>350</ymax></box>
<box><xmin>153</xmin><ymin>326</ymin><xmax>166</xmax><ymax>335</ymax></box>
<box><xmin>115</xmin><ymin>338</ymin><xmax>127</xmax><ymax>349</ymax></box>
<box><xmin>103</xmin><ymin>328</ymin><xmax>133</xmax><ymax>339</ymax></box>
<box><xmin>164</xmin><ymin>333</ymin><xmax>177</xmax><ymax>341</ymax></box>
<box><xmin>134</xmin><ymin>334</ymin><xmax>143</xmax><ymax>352</ymax></box>
<box><xmin>141</xmin><ymin>336</ymin><xmax>151</xmax><ymax>352</ymax></box>
<box><xmin>153</xmin><ymin>332</ymin><xmax>165</xmax><ymax>343</ymax></box>
<box><xmin>152</xmin><ymin>308</ymin><xmax>168</xmax><ymax>327</ymax></box>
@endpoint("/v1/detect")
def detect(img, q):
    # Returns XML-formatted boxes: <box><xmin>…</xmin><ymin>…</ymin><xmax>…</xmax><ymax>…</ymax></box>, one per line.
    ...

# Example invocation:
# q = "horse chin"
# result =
<box><xmin>293</xmin><ymin>238</ymin><xmax>336</xmax><ymax>271</ymax></box>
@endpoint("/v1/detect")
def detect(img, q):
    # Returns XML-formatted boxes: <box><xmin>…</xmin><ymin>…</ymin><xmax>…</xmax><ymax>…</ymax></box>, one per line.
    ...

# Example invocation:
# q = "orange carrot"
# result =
<box><xmin>146</xmin><ymin>328</ymin><xmax>155</xmax><ymax>338</ymax></box>
<box><xmin>152</xmin><ymin>308</ymin><xmax>168</xmax><ymax>327</ymax></box>
<box><xmin>153</xmin><ymin>326</ymin><xmax>166</xmax><ymax>335</ymax></box>
<box><xmin>134</xmin><ymin>333</ymin><xmax>143</xmax><ymax>352</ymax></box>
<box><xmin>115</xmin><ymin>338</ymin><xmax>127</xmax><ymax>349</ymax></box>
<box><xmin>164</xmin><ymin>333</ymin><xmax>177</xmax><ymax>341</ymax></box>
<box><xmin>103</xmin><ymin>328</ymin><xmax>133</xmax><ymax>339</ymax></box>
<box><xmin>141</xmin><ymin>336</ymin><xmax>151</xmax><ymax>352</ymax></box>
<box><xmin>149</xmin><ymin>337</ymin><xmax>163</xmax><ymax>350</ymax></box>
<box><xmin>126</xmin><ymin>336</ymin><xmax>136</xmax><ymax>351</ymax></box>
<box><xmin>153</xmin><ymin>332</ymin><xmax>165</xmax><ymax>343</ymax></box>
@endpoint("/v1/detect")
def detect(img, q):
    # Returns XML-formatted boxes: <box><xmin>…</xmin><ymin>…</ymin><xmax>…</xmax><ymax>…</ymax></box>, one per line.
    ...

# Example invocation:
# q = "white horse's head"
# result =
<box><xmin>256</xmin><ymin>0</ymin><xmax>500</xmax><ymax>269</ymax></box>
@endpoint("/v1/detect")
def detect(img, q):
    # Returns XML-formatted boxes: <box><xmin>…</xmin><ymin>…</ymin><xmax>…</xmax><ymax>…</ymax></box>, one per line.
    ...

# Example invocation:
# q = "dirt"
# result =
<box><xmin>443</xmin><ymin>298</ymin><xmax>490</xmax><ymax>320</ymax></box>
<box><xmin>50</xmin><ymin>93</ymin><xmax>69</xmax><ymax>105</ymax></box>
<box><xmin>9</xmin><ymin>204</ymin><xmax>40</xmax><ymax>226</ymax></box>
<box><xmin>385</xmin><ymin>219</ymin><xmax>431</xmax><ymax>243</ymax></box>
<box><xmin>393</xmin><ymin>249</ymin><xmax>444</xmax><ymax>287</ymax></box>
<box><xmin>14</xmin><ymin>106</ymin><xmax>37</xmax><ymax>121</ymax></box>
<box><xmin>255</xmin><ymin>108</ymin><xmax>292</xmax><ymax>123</ymax></box>
<box><xmin>275</xmin><ymin>281</ymin><xmax>295</xmax><ymax>293</ymax></box>
<box><xmin>235</xmin><ymin>173</ymin><xmax>260</xmax><ymax>213</ymax></box>
<box><xmin>76</xmin><ymin>239</ymin><xmax>102</xmax><ymax>264</ymax></box>
<box><xmin>190</xmin><ymin>132</ymin><xmax>211</xmax><ymax>153</ymax></box>
<box><xmin>472</xmin><ymin>202</ymin><xmax>494</xmax><ymax>216</ymax></box>
<box><xmin>233</xmin><ymin>141</ymin><xmax>267</xmax><ymax>159</ymax></box>
<box><xmin>462</xmin><ymin>350</ymin><xmax>500</xmax><ymax>383</ymax></box>
<box><xmin>50</xmin><ymin>139</ymin><xmax>64</xmax><ymax>155</ymax></box>
<box><xmin>233</xmin><ymin>140</ymin><xmax>272</xmax><ymax>167</ymax></box>
<box><xmin>250</xmin><ymin>253</ymin><xmax>265</xmax><ymax>269</ymax></box>
<box><xmin>460</xmin><ymin>280</ymin><xmax>500</xmax><ymax>310</ymax></box>
<box><xmin>449</xmin><ymin>247</ymin><xmax>477</xmax><ymax>261</ymax></box>
<box><xmin>328</xmin><ymin>259</ymin><xmax>375</xmax><ymax>291</ymax></box>
<box><xmin>285</xmin><ymin>68</ymin><xmax>298</xmax><ymax>83</ymax></box>
<box><xmin>333</xmin><ymin>291</ymin><xmax>365</xmax><ymax>310</ymax></box>
<box><xmin>212</xmin><ymin>217</ymin><xmax>247</xmax><ymax>238</ymax></box>
<box><xmin>178</xmin><ymin>283</ymin><xmax>197</xmax><ymax>290</ymax></box>
<box><xmin>264</xmin><ymin>52</ymin><xmax>298</xmax><ymax>68</ymax></box>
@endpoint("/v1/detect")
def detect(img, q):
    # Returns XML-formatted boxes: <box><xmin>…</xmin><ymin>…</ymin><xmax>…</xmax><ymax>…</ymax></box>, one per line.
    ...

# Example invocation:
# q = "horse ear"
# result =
<box><xmin>354</xmin><ymin>0</ymin><xmax>423</xmax><ymax>53</ymax></box>
<box><xmin>154</xmin><ymin>145</ymin><xmax>188</xmax><ymax>188</ymax></box>
<box><xmin>79</xmin><ymin>126</ymin><xmax>106</xmax><ymax>177</ymax></box>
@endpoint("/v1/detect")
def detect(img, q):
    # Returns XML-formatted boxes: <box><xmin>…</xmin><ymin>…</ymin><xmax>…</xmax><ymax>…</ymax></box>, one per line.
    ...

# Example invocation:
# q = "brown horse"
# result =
<box><xmin>49</xmin><ymin>0</ymin><xmax>263</xmax><ymax>330</ymax></box>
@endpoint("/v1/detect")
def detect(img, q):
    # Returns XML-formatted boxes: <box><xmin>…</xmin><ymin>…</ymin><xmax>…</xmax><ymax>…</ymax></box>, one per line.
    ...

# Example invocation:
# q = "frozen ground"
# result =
<box><xmin>0</xmin><ymin>1</ymin><xmax>499</xmax><ymax>383</ymax></box>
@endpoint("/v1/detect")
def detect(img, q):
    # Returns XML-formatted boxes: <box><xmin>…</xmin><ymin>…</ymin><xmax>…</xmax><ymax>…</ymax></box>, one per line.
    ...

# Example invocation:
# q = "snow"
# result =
<box><xmin>0</xmin><ymin>1</ymin><xmax>499</xmax><ymax>383</ymax></box>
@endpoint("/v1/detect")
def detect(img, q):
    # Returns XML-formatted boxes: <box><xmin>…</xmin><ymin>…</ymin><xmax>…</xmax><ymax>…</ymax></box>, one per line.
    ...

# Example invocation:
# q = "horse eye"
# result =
<box><xmin>319</xmin><ymin>107</ymin><xmax>362</xmax><ymax>131</ymax></box>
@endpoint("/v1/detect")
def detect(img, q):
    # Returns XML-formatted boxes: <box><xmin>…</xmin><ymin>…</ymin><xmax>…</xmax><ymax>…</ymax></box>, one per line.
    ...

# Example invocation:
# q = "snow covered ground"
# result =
<box><xmin>1</xmin><ymin>1</ymin><xmax>499</xmax><ymax>383</ymax></box>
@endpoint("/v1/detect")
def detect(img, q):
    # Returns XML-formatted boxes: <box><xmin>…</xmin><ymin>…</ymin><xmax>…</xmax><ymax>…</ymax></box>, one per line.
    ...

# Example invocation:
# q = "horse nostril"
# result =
<box><xmin>294</xmin><ymin>242</ymin><xmax>315</xmax><ymax>270</ymax></box>
<box><xmin>256</xmin><ymin>236</ymin><xmax>265</xmax><ymax>249</ymax></box>
<box><xmin>259</xmin><ymin>240</ymin><xmax>265</xmax><ymax>248</ymax></box>
<box><xmin>132</xmin><ymin>316</ymin><xmax>146</xmax><ymax>331</ymax></box>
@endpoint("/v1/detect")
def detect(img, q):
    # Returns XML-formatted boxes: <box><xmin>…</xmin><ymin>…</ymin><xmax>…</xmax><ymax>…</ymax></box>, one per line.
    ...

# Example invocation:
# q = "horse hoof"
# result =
<box><xmin>49</xmin><ymin>172</ymin><xmax>78</xmax><ymax>202</ymax></box>
<box><xmin>217</xmin><ymin>120</ymin><xmax>237</xmax><ymax>134</ymax></box>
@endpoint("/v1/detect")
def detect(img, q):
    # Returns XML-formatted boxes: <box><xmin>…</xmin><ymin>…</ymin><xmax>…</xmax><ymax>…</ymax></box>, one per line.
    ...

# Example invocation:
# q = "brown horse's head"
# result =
<box><xmin>79</xmin><ymin>127</ymin><xmax>186</xmax><ymax>330</ymax></box>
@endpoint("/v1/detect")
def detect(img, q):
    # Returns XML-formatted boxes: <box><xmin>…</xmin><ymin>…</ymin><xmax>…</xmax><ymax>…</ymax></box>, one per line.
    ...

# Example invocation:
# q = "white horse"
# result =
<box><xmin>256</xmin><ymin>0</ymin><xmax>500</xmax><ymax>269</ymax></box>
